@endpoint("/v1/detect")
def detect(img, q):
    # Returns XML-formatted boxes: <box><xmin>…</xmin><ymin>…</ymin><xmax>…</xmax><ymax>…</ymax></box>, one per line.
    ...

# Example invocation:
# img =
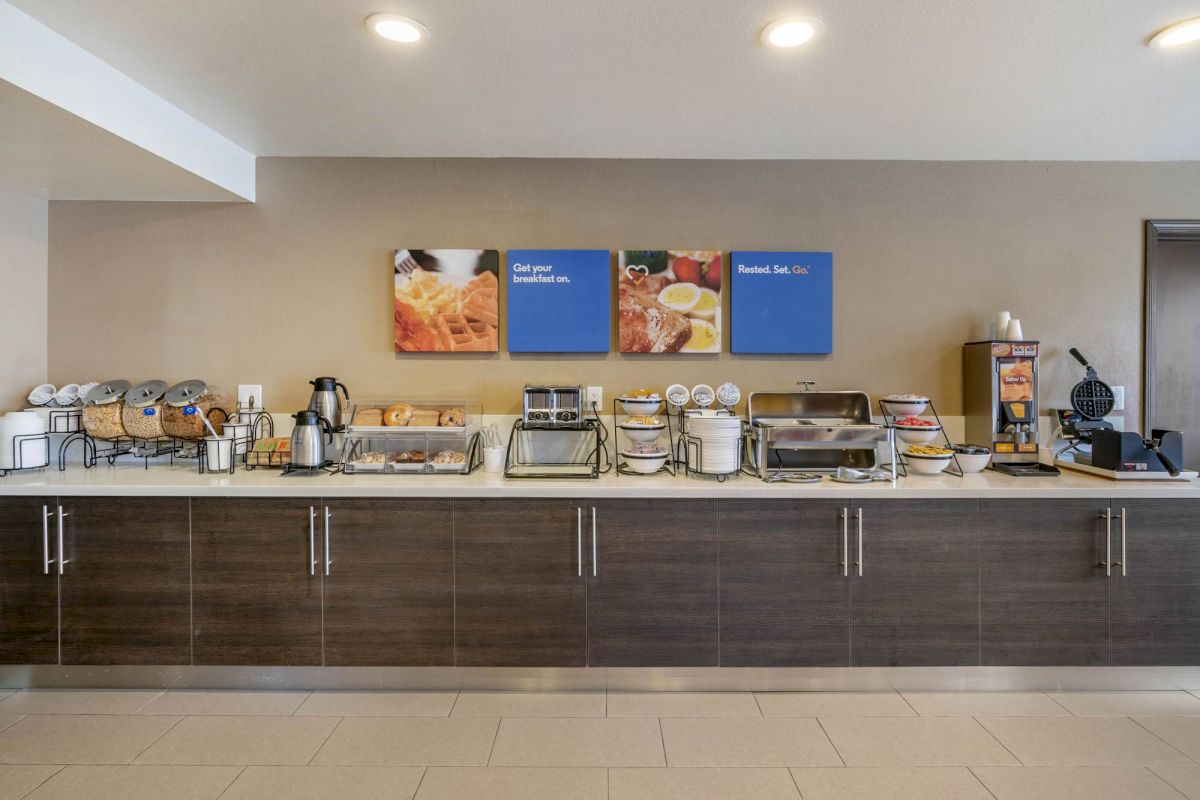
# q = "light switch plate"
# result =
<box><xmin>1111</xmin><ymin>385</ymin><xmax>1125</xmax><ymax>412</ymax></box>
<box><xmin>238</xmin><ymin>384</ymin><xmax>264</xmax><ymax>409</ymax></box>
<box><xmin>586</xmin><ymin>386</ymin><xmax>603</xmax><ymax>409</ymax></box>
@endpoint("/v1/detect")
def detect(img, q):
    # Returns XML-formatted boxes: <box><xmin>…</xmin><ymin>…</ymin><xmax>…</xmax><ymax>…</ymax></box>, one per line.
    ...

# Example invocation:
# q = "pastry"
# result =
<box><xmin>439</xmin><ymin>407</ymin><xmax>466</xmax><ymax>427</ymax></box>
<box><xmin>409</xmin><ymin>408</ymin><xmax>441</xmax><ymax>427</ymax></box>
<box><xmin>392</xmin><ymin>452</ymin><xmax>411</xmax><ymax>463</ymax></box>
<box><xmin>408</xmin><ymin>450</ymin><xmax>426</xmax><ymax>462</ymax></box>
<box><xmin>383</xmin><ymin>403</ymin><xmax>412</xmax><ymax>426</ymax></box>
<box><xmin>433</xmin><ymin>450</ymin><xmax>467</xmax><ymax>464</ymax></box>
<box><xmin>354</xmin><ymin>451</ymin><xmax>387</xmax><ymax>464</ymax></box>
<box><xmin>353</xmin><ymin>408</ymin><xmax>383</xmax><ymax>426</ymax></box>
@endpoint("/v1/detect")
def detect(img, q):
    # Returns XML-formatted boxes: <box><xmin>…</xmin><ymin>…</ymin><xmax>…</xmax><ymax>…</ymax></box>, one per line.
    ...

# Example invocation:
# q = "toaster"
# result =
<box><xmin>523</xmin><ymin>385</ymin><xmax>584</xmax><ymax>429</ymax></box>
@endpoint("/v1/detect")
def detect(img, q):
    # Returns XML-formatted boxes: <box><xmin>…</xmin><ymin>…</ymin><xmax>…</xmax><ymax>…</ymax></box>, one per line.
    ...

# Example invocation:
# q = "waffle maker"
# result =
<box><xmin>1061</xmin><ymin>348</ymin><xmax>1115</xmax><ymax>442</ymax></box>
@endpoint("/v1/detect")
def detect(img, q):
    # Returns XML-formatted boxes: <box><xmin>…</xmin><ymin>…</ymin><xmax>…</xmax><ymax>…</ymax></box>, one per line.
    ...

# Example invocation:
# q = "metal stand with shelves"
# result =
<box><xmin>504</xmin><ymin>419</ymin><xmax>604</xmax><ymax>479</ymax></box>
<box><xmin>877</xmin><ymin>399</ymin><xmax>963</xmax><ymax>478</ymax></box>
<box><xmin>612</xmin><ymin>399</ymin><xmax>675</xmax><ymax>478</ymax></box>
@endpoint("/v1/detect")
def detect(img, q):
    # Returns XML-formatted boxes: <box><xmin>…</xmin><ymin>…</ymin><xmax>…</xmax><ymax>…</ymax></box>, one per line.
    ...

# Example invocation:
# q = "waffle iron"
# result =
<box><xmin>1065</xmin><ymin>348</ymin><xmax>1115</xmax><ymax>442</ymax></box>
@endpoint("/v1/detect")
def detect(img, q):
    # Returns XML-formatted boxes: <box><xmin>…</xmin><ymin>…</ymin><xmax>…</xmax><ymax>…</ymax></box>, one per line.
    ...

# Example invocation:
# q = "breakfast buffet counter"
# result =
<box><xmin>2</xmin><ymin>462</ymin><xmax>1199</xmax><ymax>499</ymax></box>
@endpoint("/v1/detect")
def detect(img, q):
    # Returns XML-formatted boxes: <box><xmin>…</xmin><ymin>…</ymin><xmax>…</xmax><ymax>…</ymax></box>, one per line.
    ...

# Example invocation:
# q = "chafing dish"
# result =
<box><xmin>745</xmin><ymin>390</ymin><xmax>896</xmax><ymax>479</ymax></box>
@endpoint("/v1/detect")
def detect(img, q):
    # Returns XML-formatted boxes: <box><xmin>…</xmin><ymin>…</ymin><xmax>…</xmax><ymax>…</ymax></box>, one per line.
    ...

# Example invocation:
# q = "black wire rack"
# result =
<box><xmin>504</xmin><ymin>418</ymin><xmax>604</xmax><ymax>479</ymax></box>
<box><xmin>877</xmin><ymin>398</ymin><xmax>964</xmax><ymax>478</ymax></box>
<box><xmin>678</xmin><ymin>410</ymin><xmax>744</xmax><ymax>483</ymax></box>
<box><xmin>0</xmin><ymin>432</ymin><xmax>51</xmax><ymax>477</ymax></box>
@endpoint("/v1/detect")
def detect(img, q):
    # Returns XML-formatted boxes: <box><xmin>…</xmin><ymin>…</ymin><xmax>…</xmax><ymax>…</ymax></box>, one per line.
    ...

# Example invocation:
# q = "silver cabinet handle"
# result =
<box><xmin>42</xmin><ymin>505</ymin><xmax>54</xmax><ymax>575</ymax></box>
<box><xmin>1114</xmin><ymin>507</ymin><xmax>1126</xmax><ymax>577</ymax></box>
<box><xmin>855</xmin><ymin>508</ymin><xmax>863</xmax><ymax>577</ymax></box>
<box><xmin>591</xmin><ymin>506</ymin><xmax>598</xmax><ymax>577</ymax></box>
<box><xmin>576</xmin><ymin>507</ymin><xmax>582</xmax><ymax>577</ymax></box>
<box><xmin>840</xmin><ymin>508</ymin><xmax>849</xmax><ymax>577</ymax></box>
<box><xmin>324</xmin><ymin>507</ymin><xmax>332</xmax><ymax>576</ymax></box>
<box><xmin>1100</xmin><ymin>509</ymin><xmax>1112</xmax><ymax>576</ymax></box>
<box><xmin>56</xmin><ymin>506</ymin><xmax>68</xmax><ymax>575</ymax></box>
<box><xmin>308</xmin><ymin>506</ymin><xmax>317</xmax><ymax>576</ymax></box>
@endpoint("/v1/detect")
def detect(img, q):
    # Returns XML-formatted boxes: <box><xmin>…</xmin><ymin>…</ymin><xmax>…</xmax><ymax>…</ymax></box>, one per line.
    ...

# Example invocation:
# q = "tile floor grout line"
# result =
<box><xmin>127</xmin><ymin>713</ymin><xmax>187</xmax><ymax>765</ymax></box>
<box><xmin>14</xmin><ymin>763</ymin><xmax>65</xmax><ymax>800</ymax></box>
<box><xmin>1127</xmin><ymin>715</ymin><xmax>1200</xmax><ymax>765</ymax></box>
<box><xmin>969</xmin><ymin>716</ymin><xmax>1025</xmax><ymax>766</ymax></box>
<box><xmin>606</xmin><ymin>765</ymin><xmax>611</xmax><ymax>800</ymax></box>
<box><xmin>409</xmin><ymin>766</ymin><xmax>429</xmax><ymax>800</ymax></box>
<box><xmin>965</xmin><ymin>766</ymin><xmax>1003</xmax><ymax>800</ymax></box>
<box><xmin>1040</xmin><ymin>690</ymin><xmax>1076</xmax><ymax>716</ymax></box>
<box><xmin>752</xmin><ymin>692</ymin><xmax>766</xmax><ymax>718</ymax></box>
<box><xmin>212</xmin><ymin>765</ymin><xmax>247</xmax><ymax>800</ymax></box>
<box><xmin>446</xmin><ymin>690</ymin><xmax>461</xmax><ymax>718</ymax></box>
<box><xmin>812</xmin><ymin>717</ymin><xmax>846</xmax><ymax>767</ymax></box>
<box><xmin>896</xmin><ymin>690</ymin><xmax>921</xmax><ymax>717</ymax></box>
<box><xmin>485</xmin><ymin>717</ymin><xmax>502</xmax><ymax>766</ymax></box>
<box><xmin>1143</xmin><ymin>764</ymin><xmax>1193</xmax><ymax>799</ymax></box>
<box><xmin>305</xmin><ymin>715</ymin><xmax>345</xmax><ymax>765</ymax></box>
<box><xmin>289</xmin><ymin>690</ymin><xmax>314</xmax><ymax>716</ymax></box>
<box><xmin>657</xmin><ymin>717</ymin><xmax>668</xmax><ymax>767</ymax></box>
<box><xmin>788</xmin><ymin>766</ymin><xmax>806</xmax><ymax>799</ymax></box>
<box><xmin>132</xmin><ymin>689</ymin><xmax>168</xmax><ymax>713</ymax></box>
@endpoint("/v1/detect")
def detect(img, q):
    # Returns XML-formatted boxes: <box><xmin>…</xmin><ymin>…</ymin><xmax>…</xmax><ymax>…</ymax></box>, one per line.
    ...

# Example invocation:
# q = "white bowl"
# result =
<box><xmin>621</xmin><ymin>451</ymin><xmax>669</xmax><ymax>473</ymax></box>
<box><xmin>619</xmin><ymin>424</ymin><xmax>666</xmax><ymax>443</ymax></box>
<box><xmin>881</xmin><ymin>398</ymin><xmax>929</xmax><ymax>417</ymax></box>
<box><xmin>620</xmin><ymin>397</ymin><xmax>663</xmax><ymax>416</ymax></box>
<box><xmin>953</xmin><ymin>451</ymin><xmax>992</xmax><ymax>473</ymax></box>
<box><xmin>896</xmin><ymin>426</ymin><xmax>941</xmax><ymax>444</ymax></box>
<box><xmin>905</xmin><ymin>453</ymin><xmax>953</xmax><ymax>474</ymax></box>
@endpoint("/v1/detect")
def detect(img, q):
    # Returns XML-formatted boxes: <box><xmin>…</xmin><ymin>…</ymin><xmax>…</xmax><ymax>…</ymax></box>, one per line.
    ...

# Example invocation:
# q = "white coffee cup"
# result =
<box><xmin>483</xmin><ymin>446</ymin><xmax>506</xmax><ymax>473</ymax></box>
<box><xmin>1006</xmin><ymin>318</ymin><xmax>1024</xmax><ymax>340</ymax></box>
<box><xmin>996</xmin><ymin>311</ymin><xmax>1011</xmax><ymax>339</ymax></box>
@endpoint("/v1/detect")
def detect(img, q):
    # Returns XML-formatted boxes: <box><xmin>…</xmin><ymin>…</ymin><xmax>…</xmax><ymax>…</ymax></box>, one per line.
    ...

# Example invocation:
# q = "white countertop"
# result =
<box><xmin>2</xmin><ymin>463</ymin><xmax>1199</xmax><ymax>499</ymax></box>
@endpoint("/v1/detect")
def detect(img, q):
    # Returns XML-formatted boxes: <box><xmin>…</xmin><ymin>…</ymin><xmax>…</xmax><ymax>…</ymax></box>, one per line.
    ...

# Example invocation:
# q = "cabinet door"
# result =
<box><xmin>719</xmin><ymin>499</ymin><xmax>850</xmax><ymax>666</ymax></box>
<box><xmin>850</xmin><ymin>500</ymin><xmax>980</xmax><ymax>666</ymax></box>
<box><xmin>455</xmin><ymin>499</ymin><xmax>586</xmax><ymax>666</ymax></box>
<box><xmin>1110</xmin><ymin>499</ymin><xmax>1200</xmax><ymax>665</ymax></box>
<box><xmin>588</xmin><ymin>499</ymin><xmax>719</xmax><ymax>666</ymax></box>
<box><xmin>192</xmin><ymin>498</ymin><xmax>323</xmax><ymax>666</ymax></box>
<box><xmin>0</xmin><ymin>498</ymin><xmax>59</xmax><ymax>664</ymax></box>
<box><xmin>323</xmin><ymin>499</ymin><xmax>454</xmax><ymax>666</ymax></box>
<box><xmin>59</xmin><ymin>497</ymin><xmax>191</xmax><ymax>665</ymax></box>
<box><xmin>979</xmin><ymin>500</ymin><xmax>1109</xmax><ymax>666</ymax></box>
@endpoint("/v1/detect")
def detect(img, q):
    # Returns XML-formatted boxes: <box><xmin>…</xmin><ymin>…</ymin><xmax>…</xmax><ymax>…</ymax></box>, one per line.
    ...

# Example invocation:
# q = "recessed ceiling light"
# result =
<box><xmin>760</xmin><ymin>16</ymin><xmax>823</xmax><ymax>48</ymax></box>
<box><xmin>1149</xmin><ymin>17</ymin><xmax>1200</xmax><ymax>49</ymax></box>
<box><xmin>366</xmin><ymin>13</ymin><xmax>428</xmax><ymax>44</ymax></box>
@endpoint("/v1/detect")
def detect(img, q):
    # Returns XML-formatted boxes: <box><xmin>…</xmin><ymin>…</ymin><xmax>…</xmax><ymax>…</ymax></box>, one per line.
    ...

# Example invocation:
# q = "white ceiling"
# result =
<box><xmin>0</xmin><ymin>80</ymin><xmax>243</xmax><ymax>201</ymax></box>
<box><xmin>8</xmin><ymin>0</ymin><xmax>1200</xmax><ymax>160</ymax></box>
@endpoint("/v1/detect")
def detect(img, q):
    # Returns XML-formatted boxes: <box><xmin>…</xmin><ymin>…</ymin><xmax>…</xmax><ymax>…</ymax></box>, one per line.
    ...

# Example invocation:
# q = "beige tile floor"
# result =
<box><xmin>0</xmin><ymin>689</ymin><xmax>1199</xmax><ymax>798</ymax></box>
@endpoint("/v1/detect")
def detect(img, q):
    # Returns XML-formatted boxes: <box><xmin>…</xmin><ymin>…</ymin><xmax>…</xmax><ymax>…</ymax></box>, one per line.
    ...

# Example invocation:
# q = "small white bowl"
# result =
<box><xmin>619</xmin><ymin>424</ymin><xmax>666</xmax><ymax>443</ymax></box>
<box><xmin>620</xmin><ymin>397</ymin><xmax>663</xmax><ymax>416</ymax></box>
<box><xmin>881</xmin><ymin>398</ymin><xmax>929</xmax><ymax>417</ymax></box>
<box><xmin>621</xmin><ymin>451</ymin><xmax>669</xmax><ymax>474</ymax></box>
<box><xmin>952</xmin><ymin>450</ymin><xmax>992</xmax><ymax>473</ymax></box>
<box><xmin>896</xmin><ymin>426</ymin><xmax>941</xmax><ymax>444</ymax></box>
<box><xmin>905</xmin><ymin>452</ymin><xmax>953</xmax><ymax>475</ymax></box>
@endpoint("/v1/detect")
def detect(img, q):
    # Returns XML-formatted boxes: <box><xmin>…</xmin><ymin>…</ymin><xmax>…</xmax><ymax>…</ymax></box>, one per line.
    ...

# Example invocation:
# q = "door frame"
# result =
<box><xmin>1143</xmin><ymin>220</ymin><xmax>1200</xmax><ymax>435</ymax></box>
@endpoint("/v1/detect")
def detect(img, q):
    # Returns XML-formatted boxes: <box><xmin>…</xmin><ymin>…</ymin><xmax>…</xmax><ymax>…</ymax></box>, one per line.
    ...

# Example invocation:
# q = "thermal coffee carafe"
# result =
<box><xmin>290</xmin><ymin>410</ymin><xmax>334</xmax><ymax>468</ymax></box>
<box><xmin>308</xmin><ymin>377</ymin><xmax>350</xmax><ymax>430</ymax></box>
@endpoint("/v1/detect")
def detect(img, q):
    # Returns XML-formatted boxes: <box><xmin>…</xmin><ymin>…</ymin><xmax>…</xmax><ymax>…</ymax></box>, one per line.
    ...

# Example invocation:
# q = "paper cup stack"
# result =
<box><xmin>685</xmin><ymin>411</ymin><xmax>742</xmax><ymax>474</ymax></box>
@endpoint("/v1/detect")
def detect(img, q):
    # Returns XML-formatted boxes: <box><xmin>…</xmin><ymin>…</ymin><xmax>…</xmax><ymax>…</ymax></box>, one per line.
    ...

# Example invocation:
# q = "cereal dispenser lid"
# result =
<box><xmin>165</xmin><ymin>379</ymin><xmax>209</xmax><ymax>407</ymax></box>
<box><xmin>125</xmin><ymin>379</ymin><xmax>168</xmax><ymax>407</ymax></box>
<box><xmin>85</xmin><ymin>380</ymin><xmax>130</xmax><ymax>405</ymax></box>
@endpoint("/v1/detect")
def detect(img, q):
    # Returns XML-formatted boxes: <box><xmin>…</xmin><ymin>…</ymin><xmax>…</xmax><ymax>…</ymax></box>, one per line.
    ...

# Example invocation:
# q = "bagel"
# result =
<box><xmin>383</xmin><ymin>403</ymin><xmax>412</xmax><ymax>426</ymax></box>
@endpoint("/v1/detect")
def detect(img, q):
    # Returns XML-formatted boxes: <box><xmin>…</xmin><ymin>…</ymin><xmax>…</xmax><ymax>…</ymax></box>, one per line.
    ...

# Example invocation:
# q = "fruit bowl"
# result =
<box><xmin>895</xmin><ymin>425</ymin><xmax>942</xmax><ymax>444</ymax></box>
<box><xmin>619</xmin><ymin>396</ymin><xmax>663</xmax><ymax>416</ymax></box>
<box><xmin>619</xmin><ymin>423</ymin><xmax>666</xmax><ymax>443</ymax></box>
<box><xmin>621</xmin><ymin>450</ymin><xmax>669</xmax><ymax>474</ymax></box>
<box><xmin>951</xmin><ymin>444</ymin><xmax>991</xmax><ymax>473</ymax></box>
<box><xmin>881</xmin><ymin>395</ymin><xmax>929</xmax><ymax>417</ymax></box>
<box><xmin>905</xmin><ymin>451</ymin><xmax>954</xmax><ymax>475</ymax></box>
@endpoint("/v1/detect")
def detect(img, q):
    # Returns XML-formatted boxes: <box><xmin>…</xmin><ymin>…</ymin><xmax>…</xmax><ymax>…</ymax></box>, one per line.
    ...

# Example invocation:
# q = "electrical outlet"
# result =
<box><xmin>238</xmin><ymin>384</ymin><xmax>264</xmax><ymax>409</ymax></box>
<box><xmin>1111</xmin><ymin>385</ymin><xmax>1125</xmax><ymax>412</ymax></box>
<box><xmin>586</xmin><ymin>386</ymin><xmax>603</xmax><ymax>409</ymax></box>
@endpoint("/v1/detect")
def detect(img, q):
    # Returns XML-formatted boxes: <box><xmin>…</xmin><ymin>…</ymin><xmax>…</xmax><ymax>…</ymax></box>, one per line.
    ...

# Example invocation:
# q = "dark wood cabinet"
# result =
<box><xmin>1110</xmin><ymin>499</ymin><xmax>1200</xmax><ymax>665</ymax></box>
<box><xmin>59</xmin><ymin>497</ymin><xmax>191</xmax><ymax>665</ymax></box>
<box><xmin>587</xmin><ymin>499</ymin><xmax>719</xmax><ymax>666</ymax></box>
<box><xmin>191</xmin><ymin>498</ymin><xmax>323</xmax><ymax>666</ymax></box>
<box><xmin>0</xmin><ymin>497</ymin><xmax>59</xmax><ymax>664</ymax></box>
<box><xmin>850</xmin><ymin>499</ymin><xmax>980</xmax><ymax>667</ymax></box>
<box><xmin>322</xmin><ymin>499</ymin><xmax>454</xmax><ymax>666</ymax></box>
<box><xmin>719</xmin><ymin>499</ymin><xmax>850</xmax><ymax>666</ymax></box>
<box><xmin>979</xmin><ymin>499</ymin><xmax>1109</xmax><ymax>666</ymax></box>
<box><xmin>454</xmin><ymin>499</ymin><xmax>586</xmax><ymax>666</ymax></box>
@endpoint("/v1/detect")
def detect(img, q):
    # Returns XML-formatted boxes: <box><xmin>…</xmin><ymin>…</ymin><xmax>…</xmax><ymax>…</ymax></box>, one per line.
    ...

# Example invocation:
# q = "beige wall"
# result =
<box><xmin>1</xmin><ymin>186</ymin><xmax>47</xmax><ymax>411</ymax></box>
<box><xmin>46</xmin><ymin>158</ymin><xmax>1200</xmax><ymax>419</ymax></box>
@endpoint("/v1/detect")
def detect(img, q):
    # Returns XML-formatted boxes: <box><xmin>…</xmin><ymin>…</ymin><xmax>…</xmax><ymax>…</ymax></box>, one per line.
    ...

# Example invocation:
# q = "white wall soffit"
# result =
<box><xmin>0</xmin><ymin>0</ymin><xmax>255</xmax><ymax>201</ymax></box>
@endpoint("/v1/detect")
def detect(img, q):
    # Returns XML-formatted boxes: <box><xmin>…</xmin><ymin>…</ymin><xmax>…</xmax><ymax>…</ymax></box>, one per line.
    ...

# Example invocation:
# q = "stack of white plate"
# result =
<box><xmin>685</xmin><ymin>411</ymin><xmax>742</xmax><ymax>474</ymax></box>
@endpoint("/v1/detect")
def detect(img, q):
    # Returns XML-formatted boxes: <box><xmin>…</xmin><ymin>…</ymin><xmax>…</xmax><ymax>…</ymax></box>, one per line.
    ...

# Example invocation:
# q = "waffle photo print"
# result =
<box><xmin>393</xmin><ymin>249</ymin><xmax>500</xmax><ymax>352</ymax></box>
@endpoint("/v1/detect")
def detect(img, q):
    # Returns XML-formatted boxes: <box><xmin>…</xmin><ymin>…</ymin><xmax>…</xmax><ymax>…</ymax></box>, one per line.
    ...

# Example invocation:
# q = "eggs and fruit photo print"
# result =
<box><xmin>393</xmin><ymin>249</ymin><xmax>500</xmax><ymax>352</ymax></box>
<box><xmin>617</xmin><ymin>250</ymin><xmax>722</xmax><ymax>353</ymax></box>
